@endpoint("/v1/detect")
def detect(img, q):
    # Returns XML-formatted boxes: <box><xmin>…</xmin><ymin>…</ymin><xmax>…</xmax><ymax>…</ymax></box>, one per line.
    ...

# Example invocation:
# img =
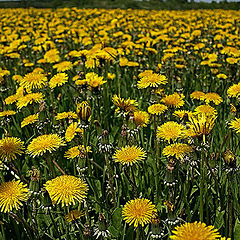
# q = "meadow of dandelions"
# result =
<box><xmin>0</xmin><ymin>7</ymin><xmax>240</xmax><ymax>240</ymax></box>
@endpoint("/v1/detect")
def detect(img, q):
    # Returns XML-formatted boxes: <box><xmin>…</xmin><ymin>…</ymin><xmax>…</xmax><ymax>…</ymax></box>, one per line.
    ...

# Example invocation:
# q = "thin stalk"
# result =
<box><xmin>136</xmin><ymin>227</ymin><xmax>140</xmax><ymax>240</ymax></box>
<box><xmin>131</xmin><ymin>166</ymin><xmax>138</xmax><ymax>198</ymax></box>
<box><xmin>205</xmin><ymin>158</ymin><xmax>220</xmax><ymax>197</ymax></box>
<box><xmin>138</xmin><ymin>128</ymin><xmax>144</xmax><ymax>148</ymax></box>
<box><xmin>214</xmin><ymin>132</ymin><xmax>230</xmax><ymax>161</ymax></box>
<box><xmin>1</xmin><ymin>224</ymin><xmax>6</xmax><ymax>240</ymax></box>
<box><xmin>11</xmin><ymin>160</ymin><xmax>29</xmax><ymax>184</ymax></box>
<box><xmin>45</xmin><ymin>156</ymin><xmax>56</xmax><ymax>178</ymax></box>
<box><xmin>9</xmin><ymin>212</ymin><xmax>34</xmax><ymax>240</ymax></box>
<box><xmin>123</xmin><ymin>167</ymin><xmax>138</xmax><ymax>197</ymax></box>
<box><xmin>0</xmin><ymin>170</ymin><xmax>5</xmax><ymax>182</ymax></box>
<box><xmin>48</xmin><ymin>208</ymin><xmax>61</xmax><ymax>238</ymax></box>
<box><xmin>228</xmin><ymin>174</ymin><xmax>233</xmax><ymax>238</ymax></box>
<box><xmin>84</xmin><ymin>200</ymin><xmax>91</xmax><ymax>227</ymax></box>
<box><xmin>200</xmin><ymin>155</ymin><xmax>204</xmax><ymax>222</ymax></box>
<box><xmin>89</xmin><ymin>159</ymin><xmax>104</xmax><ymax>171</ymax></box>
<box><xmin>97</xmin><ymin>94</ymin><xmax>101</xmax><ymax>122</ymax></box>
<box><xmin>52</xmin><ymin>159</ymin><xmax>66</xmax><ymax>175</ymax></box>
<box><xmin>105</xmin><ymin>153</ymin><xmax>117</xmax><ymax>207</ymax></box>
<box><xmin>153</xmin><ymin>115</ymin><xmax>157</xmax><ymax>141</ymax></box>
<box><xmin>83</xmin><ymin>128</ymin><xmax>92</xmax><ymax>176</ymax></box>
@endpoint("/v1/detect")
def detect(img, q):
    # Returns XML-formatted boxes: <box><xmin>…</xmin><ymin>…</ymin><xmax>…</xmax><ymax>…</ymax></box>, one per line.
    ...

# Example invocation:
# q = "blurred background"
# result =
<box><xmin>0</xmin><ymin>0</ymin><xmax>239</xmax><ymax>11</ymax></box>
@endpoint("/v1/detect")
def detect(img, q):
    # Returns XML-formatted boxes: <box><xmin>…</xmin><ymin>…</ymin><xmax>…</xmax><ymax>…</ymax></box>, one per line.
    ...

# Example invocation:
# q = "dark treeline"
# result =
<box><xmin>0</xmin><ymin>0</ymin><xmax>239</xmax><ymax>10</ymax></box>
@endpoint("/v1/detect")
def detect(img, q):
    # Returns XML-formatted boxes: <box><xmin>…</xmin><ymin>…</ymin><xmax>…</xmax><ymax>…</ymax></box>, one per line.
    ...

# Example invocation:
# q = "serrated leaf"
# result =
<box><xmin>214</xmin><ymin>210</ymin><xmax>224</xmax><ymax>229</ymax></box>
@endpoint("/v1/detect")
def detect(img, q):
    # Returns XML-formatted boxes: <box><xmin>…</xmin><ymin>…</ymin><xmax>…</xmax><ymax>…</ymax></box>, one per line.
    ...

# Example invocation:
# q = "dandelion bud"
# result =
<box><xmin>83</xmin><ymin>223</ymin><xmax>92</xmax><ymax>237</ymax></box>
<box><xmin>98</xmin><ymin>213</ymin><xmax>107</xmax><ymax>231</ymax></box>
<box><xmin>164</xmin><ymin>200</ymin><xmax>174</xmax><ymax>212</ymax></box>
<box><xmin>223</xmin><ymin>149</ymin><xmax>235</xmax><ymax>166</ymax></box>
<box><xmin>77</xmin><ymin>101</ymin><xmax>91</xmax><ymax>122</ymax></box>
<box><xmin>29</xmin><ymin>166</ymin><xmax>40</xmax><ymax>182</ymax></box>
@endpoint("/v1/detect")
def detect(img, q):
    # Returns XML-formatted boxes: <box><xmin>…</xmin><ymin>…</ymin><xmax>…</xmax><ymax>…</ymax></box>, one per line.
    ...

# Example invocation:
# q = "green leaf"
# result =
<box><xmin>108</xmin><ymin>225</ymin><xmax>119</xmax><ymax>239</ymax></box>
<box><xmin>112</xmin><ymin>207</ymin><xmax>122</xmax><ymax>229</ymax></box>
<box><xmin>234</xmin><ymin>218</ymin><xmax>240</xmax><ymax>239</ymax></box>
<box><xmin>214</xmin><ymin>209</ymin><xmax>224</xmax><ymax>230</ymax></box>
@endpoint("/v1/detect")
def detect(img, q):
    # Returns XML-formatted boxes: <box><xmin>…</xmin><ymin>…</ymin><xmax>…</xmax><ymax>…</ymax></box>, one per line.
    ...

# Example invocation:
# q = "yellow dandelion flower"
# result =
<box><xmin>161</xmin><ymin>93</ymin><xmax>185</xmax><ymax>108</ymax></box>
<box><xmin>122</xmin><ymin>198</ymin><xmax>157</xmax><ymax>227</ymax></box>
<box><xmin>137</xmin><ymin>72</ymin><xmax>167</xmax><ymax>89</ymax></box>
<box><xmin>85</xmin><ymin>72</ymin><xmax>106</xmax><ymax>88</ymax></box>
<box><xmin>0</xmin><ymin>137</ymin><xmax>24</xmax><ymax>161</ymax></box>
<box><xmin>138</xmin><ymin>70</ymin><xmax>153</xmax><ymax>78</ymax></box>
<box><xmin>17</xmin><ymin>92</ymin><xmax>44</xmax><ymax>109</ymax></box>
<box><xmin>20</xmin><ymin>72</ymin><xmax>47</xmax><ymax>91</ymax></box>
<box><xmin>163</xmin><ymin>143</ymin><xmax>193</xmax><ymax>160</ymax></box>
<box><xmin>27</xmin><ymin>134</ymin><xmax>65</xmax><ymax>157</ymax></box>
<box><xmin>201</xmin><ymin>93</ymin><xmax>223</xmax><ymax>105</ymax></box>
<box><xmin>194</xmin><ymin>105</ymin><xmax>217</xmax><ymax>116</ymax></box>
<box><xmin>5</xmin><ymin>87</ymin><xmax>24</xmax><ymax>105</ymax></box>
<box><xmin>55</xmin><ymin>112</ymin><xmax>78</xmax><ymax>120</ymax></box>
<box><xmin>85</xmin><ymin>57</ymin><xmax>100</xmax><ymax>69</ymax></box>
<box><xmin>113</xmin><ymin>145</ymin><xmax>146</xmax><ymax>166</ymax></box>
<box><xmin>72</xmin><ymin>75</ymin><xmax>80</xmax><ymax>82</ymax></box>
<box><xmin>157</xmin><ymin>121</ymin><xmax>186</xmax><ymax>143</ymax></box>
<box><xmin>148</xmin><ymin>104</ymin><xmax>167</xmax><ymax>115</ymax></box>
<box><xmin>53</xmin><ymin>61</ymin><xmax>73</xmax><ymax>72</ymax></box>
<box><xmin>65</xmin><ymin>122</ymin><xmax>83</xmax><ymax>142</ymax></box>
<box><xmin>65</xmin><ymin>210</ymin><xmax>84</xmax><ymax>223</ymax></box>
<box><xmin>127</xmin><ymin>61</ymin><xmax>139</xmax><ymax>67</ymax></box>
<box><xmin>134</xmin><ymin>111</ymin><xmax>150</xmax><ymax>127</ymax></box>
<box><xmin>188</xmin><ymin>113</ymin><xmax>217</xmax><ymax>143</ymax></box>
<box><xmin>12</xmin><ymin>75</ymin><xmax>23</xmax><ymax>84</ymax></box>
<box><xmin>64</xmin><ymin>145</ymin><xmax>91</xmax><ymax>159</ymax></box>
<box><xmin>217</xmin><ymin>73</ymin><xmax>227</xmax><ymax>80</ymax></box>
<box><xmin>227</xmin><ymin>57</ymin><xmax>238</xmax><ymax>64</ymax></box>
<box><xmin>230</xmin><ymin>118</ymin><xmax>240</xmax><ymax>134</ymax></box>
<box><xmin>44</xmin><ymin>175</ymin><xmax>88</xmax><ymax>207</ymax></box>
<box><xmin>190</xmin><ymin>91</ymin><xmax>205</xmax><ymax>100</ymax></box>
<box><xmin>227</xmin><ymin>82</ymin><xmax>240</xmax><ymax>98</ymax></box>
<box><xmin>4</xmin><ymin>95</ymin><xmax>19</xmax><ymax>105</ymax></box>
<box><xmin>173</xmin><ymin>110</ymin><xmax>193</xmax><ymax>120</ymax></box>
<box><xmin>170</xmin><ymin>222</ymin><xmax>221</xmax><ymax>240</ymax></box>
<box><xmin>0</xmin><ymin>110</ymin><xmax>16</xmax><ymax>118</ymax></box>
<box><xmin>230</xmin><ymin>104</ymin><xmax>237</xmax><ymax>113</ymax></box>
<box><xmin>43</xmin><ymin>49</ymin><xmax>60</xmax><ymax>63</ymax></box>
<box><xmin>107</xmin><ymin>73</ymin><xmax>115</xmax><ymax>80</ymax></box>
<box><xmin>0</xmin><ymin>180</ymin><xmax>29</xmax><ymax>213</ymax></box>
<box><xmin>49</xmin><ymin>73</ymin><xmax>68</xmax><ymax>89</ymax></box>
<box><xmin>21</xmin><ymin>113</ymin><xmax>39</xmax><ymax>128</ymax></box>
<box><xmin>112</xmin><ymin>95</ymin><xmax>138</xmax><ymax>113</ymax></box>
<box><xmin>75</xmin><ymin>79</ymin><xmax>88</xmax><ymax>86</ymax></box>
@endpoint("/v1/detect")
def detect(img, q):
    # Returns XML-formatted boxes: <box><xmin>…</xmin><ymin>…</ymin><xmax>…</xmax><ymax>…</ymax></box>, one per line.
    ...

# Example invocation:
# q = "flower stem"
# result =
<box><xmin>228</xmin><ymin>174</ymin><xmax>233</xmax><ymax>238</ymax></box>
<box><xmin>200</xmin><ymin>151</ymin><xmax>206</xmax><ymax>222</ymax></box>
<box><xmin>131</xmin><ymin>166</ymin><xmax>138</xmax><ymax>198</ymax></box>
<box><xmin>1</xmin><ymin>224</ymin><xmax>6</xmax><ymax>240</ymax></box>
<box><xmin>52</xmin><ymin>159</ymin><xmax>66</xmax><ymax>175</ymax></box>
<box><xmin>123</xmin><ymin>167</ymin><xmax>138</xmax><ymax>197</ymax></box>
<box><xmin>48</xmin><ymin>208</ymin><xmax>61</xmax><ymax>238</ymax></box>
<box><xmin>136</xmin><ymin>227</ymin><xmax>140</xmax><ymax>240</ymax></box>
<box><xmin>105</xmin><ymin>153</ymin><xmax>117</xmax><ymax>207</ymax></box>
<box><xmin>9</xmin><ymin>212</ymin><xmax>34</xmax><ymax>240</ymax></box>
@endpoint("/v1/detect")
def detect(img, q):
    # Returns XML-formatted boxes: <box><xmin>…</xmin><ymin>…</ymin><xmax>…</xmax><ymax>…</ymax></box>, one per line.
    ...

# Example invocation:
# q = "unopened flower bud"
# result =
<box><xmin>223</xmin><ymin>149</ymin><xmax>235</xmax><ymax>166</ymax></box>
<box><xmin>77</xmin><ymin>101</ymin><xmax>91</xmax><ymax>122</ymax></box>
